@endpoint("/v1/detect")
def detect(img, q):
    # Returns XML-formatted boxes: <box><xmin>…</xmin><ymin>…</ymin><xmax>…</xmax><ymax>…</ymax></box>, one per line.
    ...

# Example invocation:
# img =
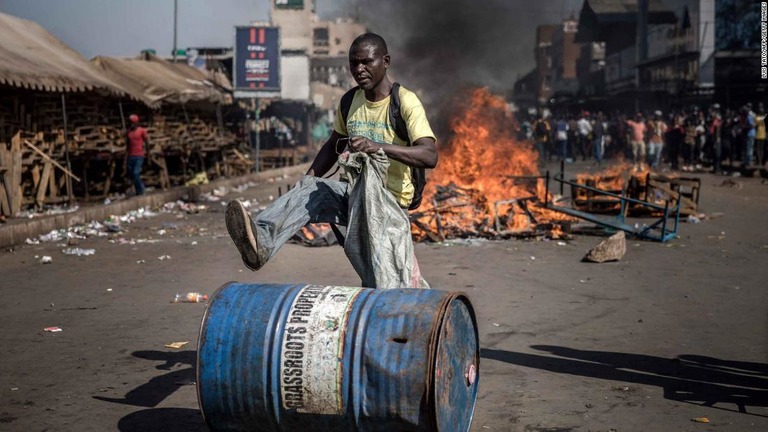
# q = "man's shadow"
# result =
<box><xmin>482</xmin><ymin>345</ymin><xmax>768</xmax><ymax>417</ymax></box>
<box><xmin>92</xmin><ymin>350</ymin><xmax>196</xmax><ymax>408</ymax></box>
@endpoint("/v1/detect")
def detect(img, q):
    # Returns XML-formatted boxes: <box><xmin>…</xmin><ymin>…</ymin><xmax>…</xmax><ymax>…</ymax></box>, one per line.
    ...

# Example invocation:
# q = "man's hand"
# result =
<box><xmin>348</xmin><ymin>136</ymin><xmax>382</xmax><ymax>154</ymax></box>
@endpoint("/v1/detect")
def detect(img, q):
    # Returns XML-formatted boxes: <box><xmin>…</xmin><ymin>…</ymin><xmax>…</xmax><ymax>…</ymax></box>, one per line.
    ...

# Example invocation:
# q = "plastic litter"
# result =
<box><xmin>44</xmin><ymin>327</ymin><xmax>62</xmax><ymax>332</ymax></box>
<box><xmin>40</xmin><ymin>256</ymin><xmax>52</xmax><ymax>264</ymax></box>
<box><xmin>173</xmin><ymin>292</ymin><xmax>208</xmax><ymax>303</ymax></box>
<box><xmin>62</xmin><ymin>248</ymin><xmax>95</xmax><ymax>256</ymax></box>
<box><xmin>165</xmin><ymin>341</ymin><xmax>189</xmax><ymax>349</ymax></box>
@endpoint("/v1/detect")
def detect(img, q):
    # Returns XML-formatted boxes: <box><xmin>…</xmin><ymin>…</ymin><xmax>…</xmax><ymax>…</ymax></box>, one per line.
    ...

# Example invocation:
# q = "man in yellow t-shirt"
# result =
<box><xmin>755</xmin><ymin>102</ymin><xmax>766</xmax><ymax>166</ymax></box>
<box><xmin>225</xmin><ymin>33</ymin><xmax>437</xmax><ymax>285</ymax></box>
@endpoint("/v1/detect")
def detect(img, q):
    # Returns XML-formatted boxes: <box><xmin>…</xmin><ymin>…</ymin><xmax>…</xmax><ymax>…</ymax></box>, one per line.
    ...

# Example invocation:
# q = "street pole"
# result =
<box><xmin>253</xmin><ymin>98</ymin><xmax>261</xmax><ymax>173</ymax></box>
<box><xmin>172</xmin><ymin>0</ymin><xmax>178</xmax><ymax>62</ymax></box>
<box><xmin>636</xmin><ymin>0</ymin><xmax>649</xmax><ymax>113</ymax></box>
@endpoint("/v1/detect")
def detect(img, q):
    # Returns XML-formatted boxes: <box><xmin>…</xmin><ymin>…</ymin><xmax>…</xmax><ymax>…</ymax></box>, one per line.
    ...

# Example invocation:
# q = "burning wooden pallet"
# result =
<box><xmin>410</xmin><ymin>183</ymin><xmax>571</xmax><ymax>242</ymax></box>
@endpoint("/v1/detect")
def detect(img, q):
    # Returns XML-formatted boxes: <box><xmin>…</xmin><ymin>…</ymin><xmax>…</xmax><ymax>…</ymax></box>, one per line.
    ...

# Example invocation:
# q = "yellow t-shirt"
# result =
<box><xmin>756</xmin><ymin>114</ymin><xmax>766</xmax><ymax>140</ymax></box>
<box><xmin>333</xmin><ymin>85</ymin><xmax>435</xmax><ymax>207</ymax></box>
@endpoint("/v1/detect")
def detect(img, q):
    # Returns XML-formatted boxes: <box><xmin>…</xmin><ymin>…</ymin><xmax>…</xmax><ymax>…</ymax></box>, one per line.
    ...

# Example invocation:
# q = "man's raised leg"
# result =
<box><xmin>226</xmin><ymin>176</ymin><xmax>349</xmax><ymax>270</ymax></box>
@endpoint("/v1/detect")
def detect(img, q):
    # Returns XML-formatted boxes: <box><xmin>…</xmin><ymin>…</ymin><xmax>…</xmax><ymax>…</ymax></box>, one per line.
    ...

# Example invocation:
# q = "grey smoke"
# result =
<box><xmin>319</xmin><ymin>0</ymin><xmax>582</xmax><ymax>112</ymax></box>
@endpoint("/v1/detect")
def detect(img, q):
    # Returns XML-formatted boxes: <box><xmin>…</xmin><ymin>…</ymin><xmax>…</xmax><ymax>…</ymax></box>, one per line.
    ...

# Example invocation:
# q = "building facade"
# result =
<box><xmin>535</xmin><ymin>25</ymin><xmax>557</xmax><ymax>105</ymax></box>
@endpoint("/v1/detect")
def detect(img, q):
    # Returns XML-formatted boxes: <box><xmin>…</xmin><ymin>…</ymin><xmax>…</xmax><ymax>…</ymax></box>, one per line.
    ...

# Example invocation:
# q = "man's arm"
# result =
<box><xmin>307</xmin><ymin>130</ymin><xmax>346</xmax><ymax>177</ymax></box>
<box><xmin>348</xmin><ymin>136</ymin><xmax>437</xmax><ymax>169</ymax></box>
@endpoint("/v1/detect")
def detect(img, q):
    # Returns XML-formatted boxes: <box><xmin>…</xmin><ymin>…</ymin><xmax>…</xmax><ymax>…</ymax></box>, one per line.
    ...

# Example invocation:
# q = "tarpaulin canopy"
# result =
<box><xmin>0</xmin><ymin>11</ymin><xmax>124</xmax><ymax>94</ymax></box>
<box><xmin>91</xmin><ymin>54</ymin><xmax>230</xmax><ymax>108</ymax></box>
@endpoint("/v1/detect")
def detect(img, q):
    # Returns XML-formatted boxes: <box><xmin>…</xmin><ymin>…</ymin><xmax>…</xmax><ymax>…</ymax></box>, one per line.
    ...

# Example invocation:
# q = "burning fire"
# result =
<box><xmin>412</xmin><ymin>88</ymin><xmax>571</xmax><ymax>240</ymax></box>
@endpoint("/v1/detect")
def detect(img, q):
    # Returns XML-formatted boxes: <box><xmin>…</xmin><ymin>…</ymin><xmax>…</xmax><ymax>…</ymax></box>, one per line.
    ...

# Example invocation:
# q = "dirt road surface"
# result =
<box><xmin>1</xmin><ymin>162</ymin><xmax>766</xmax><ymax>432</ymax></box>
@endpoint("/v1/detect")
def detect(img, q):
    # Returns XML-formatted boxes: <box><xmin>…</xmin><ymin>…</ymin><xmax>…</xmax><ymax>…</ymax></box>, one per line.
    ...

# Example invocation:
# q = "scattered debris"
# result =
<box><xmin>583</xmin><ymin>231</ymin><xmax>626</xmax><ymax>263</ymax></box>
<box><xmin>691</xmin><ymin>417</ymin><xmax>710</xmax><ymax>423</ymax></box>
<box><xmin>62</xmin><ymin>248</ymin><xmax>95</xmax><ymax>256</ymax></box>
<box><xmin>173</xmin><ymin>292</ymin><xmax>208</xmax><ymax>303</ymax></box>
<box><xmin>158</xmin><ymin>255</ymin><xmax>171</xmax><ymax>261</ymax></box>
<box><xmin>164</xmin><ymin>341</ymin><xmax>189</xmax><ymax>349</ymax></box>
<box><xmin>136</xmin><ymin>260</ymin><xmax>145</xmax><ymax>264</ymax></box>
<box><xmin>719</xmin><ymin>179</ymin><xmax>742</xmax><ymax>189</ymax></box>
<box><xmin>291</xmin><ymin>223</ymin><xmax>338</xmax><ymax>247</ymax></box>
<box><xmin>40</xmin><ymin>256</ymin><xmax>52</xmax><ymax>264</ymax></box>
<box><xmin>686</xmin><ymin>215</ymin><xmax>701</xmax><ymax>224</ymax></box>
<box><xmin>43</xmin><ymin>327</ymin><xmax>62</xmax><ymax>332</ymax></box>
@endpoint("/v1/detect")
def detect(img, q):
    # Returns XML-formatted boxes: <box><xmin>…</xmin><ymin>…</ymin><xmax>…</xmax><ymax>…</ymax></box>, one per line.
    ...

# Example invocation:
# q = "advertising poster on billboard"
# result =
<box><xmin>234</xmin><ymin>26</ymin><xmax>281</xmax><ymax>98</ymax></box>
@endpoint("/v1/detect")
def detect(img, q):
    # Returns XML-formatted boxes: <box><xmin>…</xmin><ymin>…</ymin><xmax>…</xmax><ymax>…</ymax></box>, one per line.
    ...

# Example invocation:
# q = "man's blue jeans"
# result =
<box><xmin>593</xmin><ymin>138</ymin><xmax>604</xmax><ymax>164</ymax></box>
<box><xmin>647</xmin><ymin>142</ymin><xmax>663</xmax><ymax>168</ymax></box>
<box><xmin>127</xmin><ymin>156</ymin><xmax>145</xmax><ymax>195</ymax></box>
<box><xmin>743</xmin><ymin>136</ymin><xmax>755</xmax><ymax>166</ymax></box>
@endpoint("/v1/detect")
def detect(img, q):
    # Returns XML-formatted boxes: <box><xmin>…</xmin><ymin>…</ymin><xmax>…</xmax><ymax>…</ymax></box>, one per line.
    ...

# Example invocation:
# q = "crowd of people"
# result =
<box><xmin>520</xmin><ymin>102</ymin><xmax>767</xmax><ymax>175</ymax></box>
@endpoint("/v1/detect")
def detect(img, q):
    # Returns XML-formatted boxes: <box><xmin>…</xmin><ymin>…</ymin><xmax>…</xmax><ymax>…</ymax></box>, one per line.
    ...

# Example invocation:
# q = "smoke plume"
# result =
<box><xmin>321</xmin><ymin>0</ymin><xmax>582</xmax><ymax>123</ymax></box>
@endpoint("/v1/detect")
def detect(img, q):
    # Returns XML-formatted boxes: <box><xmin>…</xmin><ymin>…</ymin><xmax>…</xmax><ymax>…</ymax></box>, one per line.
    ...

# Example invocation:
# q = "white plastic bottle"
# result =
<box><xmin>173</xmin><ymin>292</ymin><xmax>208</xmax><ymax>303</ymax></box>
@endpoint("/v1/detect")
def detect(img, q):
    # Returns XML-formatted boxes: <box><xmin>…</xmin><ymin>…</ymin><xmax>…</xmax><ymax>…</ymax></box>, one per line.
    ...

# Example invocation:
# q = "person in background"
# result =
<box><xmin>626</xmin><ymin>113</ymin><xmax>647</xmax><ymax>171</ymax></box>
<box><xmin>125</xmin><ymin>114</ymin><xmax>149</xmax><ymax>196</ymax></box>
<box><xmin>722</xmin><ymin>109</ymin><xmax>737</xmax><ymax>174</ymax></box>
<box><xmin>555</xmin><ymin>115</ymin><xmax>569</xmax><ymax>162</ymax></box>
<box><xmin>592</xmin><ymin>112</ymin><xmax>606</xmax><ymax>166</ymax></box>
<box><xmin>533</xmin><ymin>114</ymin><xmax>552</xmax><ymax>166</ymax></box>
<box><xmin>682</xmin><ymin>112</ymin><xmax>699</xmax><ymax>172</ymax></box>
<box><xmin>576</xmin><ymin>111</ymin><xmax>592</xmax><ymax>161</ymax></box>
<box><xmin>694</xmin><ymin>110</ymin><xmax>707</xmax><ymax>170</ymax></box>
<box><xmin>709</xmin><ymin>105</ymin><xmax>723</xmax><ymax>174</ymax></box>
<box><xmin>567</xmin><ymin>114</ymin><xmax>578</xmax><ymax>163</ymax></box>
<box><xmin>754</xmin><ymin>103</ymin><xmax>766</xmax><ymax>167</ymax></box>
<box><xmin>666</xmin><ymin>112</ymin><xmax>686</xmax><ymax>171</ymax></box>
<box><xmin>647</xmin><ymin>110</ymin><xmax>667</xmax><ymax>170</ymax></box>
<box><xmin>519</xmin><ymin>115</ymin><xmax>533</xmax><ymax>141</ymax></box>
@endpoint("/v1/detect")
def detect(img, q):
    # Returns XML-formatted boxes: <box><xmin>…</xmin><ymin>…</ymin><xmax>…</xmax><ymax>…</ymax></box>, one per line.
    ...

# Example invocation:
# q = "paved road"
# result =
<box><xmin>1</xmin><ymin>163</ymin><xmax>766</xmax><ymax>431</ymax></box>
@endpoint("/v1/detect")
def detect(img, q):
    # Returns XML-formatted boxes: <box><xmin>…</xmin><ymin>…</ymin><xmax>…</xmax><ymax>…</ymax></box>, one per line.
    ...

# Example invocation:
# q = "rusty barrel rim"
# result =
<box><xmin>428</xmin><ymin>292</ymin><xmax>479</xmax><ymax>432</ymax></box>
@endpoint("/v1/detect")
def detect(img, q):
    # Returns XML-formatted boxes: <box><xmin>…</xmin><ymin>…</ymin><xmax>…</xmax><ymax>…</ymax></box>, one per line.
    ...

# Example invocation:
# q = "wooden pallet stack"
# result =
<box><xmin>0</xmin><ymin>91</ymin><xmax>318</xmax><ymax>219</ymax></box>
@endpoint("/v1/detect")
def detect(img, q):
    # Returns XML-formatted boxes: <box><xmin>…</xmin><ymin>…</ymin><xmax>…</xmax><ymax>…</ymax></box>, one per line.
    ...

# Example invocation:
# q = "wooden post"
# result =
<box><xmin>102</xmin><ymin>157</ymin><xmax>116</xmax><ymax>198</ymax></box>
<box><xmin>61</xmin><ymin>94</ymin><xmax>74</xmax><ymax>205</ymax></box>
<box><xmin>6</xmin><ymin>132</ymin><xmax>23</xmax><ymax>215</ymax></box>
<box><xmin>0</xmin><ymin>147</ymin><xmax>10</xmax><ymax>216</ymax></box>
<box><xmin>36</xmin><ymin>161</ymin><xmax>52</xmax><ymax>209</ymax></box>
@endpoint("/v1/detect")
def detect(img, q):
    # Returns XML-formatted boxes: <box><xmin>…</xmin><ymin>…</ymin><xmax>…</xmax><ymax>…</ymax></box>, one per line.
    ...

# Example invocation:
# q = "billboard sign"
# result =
<box><xmin>275</xmin><ymin>0</ymin><xmax>304</xmax><ymax>9</ymax></box>
<box><xmin>716</xmin><ymin>0</ymin><xmax>760</xmax><ymax>50</ymax></box>
<box><xmin>234</xmin><ymin>26</ymin><xmax>281</xmax><ymax>98</ymax></box>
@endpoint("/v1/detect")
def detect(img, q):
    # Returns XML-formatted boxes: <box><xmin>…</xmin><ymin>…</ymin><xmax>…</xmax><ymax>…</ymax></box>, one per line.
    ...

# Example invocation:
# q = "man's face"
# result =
<box><xmin>349</xmin><ymin>43</ymin><xmax>389</xmax><ymax>91</ymax></box>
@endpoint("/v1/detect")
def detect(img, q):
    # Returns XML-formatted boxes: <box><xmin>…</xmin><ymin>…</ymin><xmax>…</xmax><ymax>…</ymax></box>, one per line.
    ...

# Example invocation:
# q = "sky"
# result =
<box><xmin>0</xmin><ymin>0</ymin><xmax>270</xmax><ymax>58</ymax></box>
<box><xmin>0</xmin><ymin>0</ymin><xmax>584</xmax><ymax>74</ymax></box>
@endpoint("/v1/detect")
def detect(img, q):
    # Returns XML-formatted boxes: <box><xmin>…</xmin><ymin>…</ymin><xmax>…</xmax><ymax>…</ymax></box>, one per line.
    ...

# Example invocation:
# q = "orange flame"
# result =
<box><xmin>413</xmin><ymin>88</ymin><xmax>570</xmax><ymax>239</ymax></box>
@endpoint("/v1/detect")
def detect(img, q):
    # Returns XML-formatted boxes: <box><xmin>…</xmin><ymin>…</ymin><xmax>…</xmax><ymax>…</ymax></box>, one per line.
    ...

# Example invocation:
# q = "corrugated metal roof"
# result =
<box><xmin>0</xmin><ymin>12</ymin><xmax>124</xmax><ymax>94</ymax></box>
<box><xmin>586</xmin><ymin>0</ymin><xmax>629</xmax><ymax>15</ymax></box>
<box><xmin>586</xmin><ymin>0</ymin><xmax>674</xmax><ymax>15</ymax></box>
<box><xmin>91</xmin><ymin>55</ymin><xmax>229</xmax><ymax>107</ymax></box>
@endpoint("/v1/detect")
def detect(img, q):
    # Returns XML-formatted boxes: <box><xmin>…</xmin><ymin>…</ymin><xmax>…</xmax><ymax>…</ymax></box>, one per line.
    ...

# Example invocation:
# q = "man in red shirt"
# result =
<box><xmin>125</xmin><ymin>114</ymin><xmax>149</xmax><ymax>195</ymax></box>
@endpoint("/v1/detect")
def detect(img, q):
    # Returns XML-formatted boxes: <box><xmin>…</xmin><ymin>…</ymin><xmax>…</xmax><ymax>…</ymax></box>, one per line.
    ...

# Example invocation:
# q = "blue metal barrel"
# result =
<box><xmin>197</xmin><ymin>283</ymin><xmax>479</xmax><ymax>432</ymax></box>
